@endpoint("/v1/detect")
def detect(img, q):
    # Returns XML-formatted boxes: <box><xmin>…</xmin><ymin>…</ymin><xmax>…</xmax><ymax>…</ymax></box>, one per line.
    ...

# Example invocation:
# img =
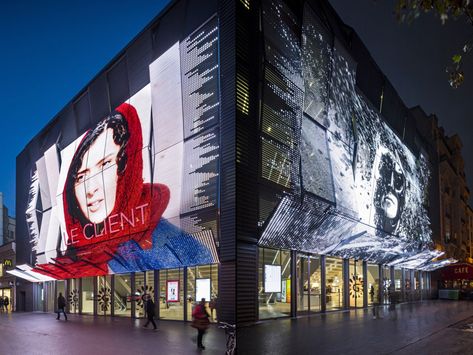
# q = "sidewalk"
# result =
<box><xmin>238</xmin><ymin>300</ymin><xmax>473</xmax><ymax>355</ymax></box>
<box><xmin>0</xmin><ymin>312</ymin><xmax>226</xmax><ymax>355</ymax></box>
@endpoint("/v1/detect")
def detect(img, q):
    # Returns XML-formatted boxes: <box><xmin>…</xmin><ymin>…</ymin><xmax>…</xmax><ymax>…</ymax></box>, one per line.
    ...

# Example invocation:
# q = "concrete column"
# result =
<box><xmin>343</xmin><ymin>259</ymin><xmax>349</xmax><ymax>309</ymax></box>
<box><xmin>378</xmin><ymin>265</ymin><xmax>384</xmax><ymax>304</ymax></box>
<box><xmin>184</xmin><ymin>267</ymin><xmax>188</xmax><ymax>322</ymax></box>
<box><xmin>111</xmin><ymin>275</ymin><xmax>115</xmax><ymax>317</ymax></box>
<box><xmin>363</xmin><ymin>261</ymin><xmax>368</xmax><ymax>308</ymax></box>
<box><xmin>93</xmin><ymin>276</ymin><xmax>97</xmax><ymax>316</ymax></box>
<box><xmin>401</xmin><ymin>268</ymin><xmax>406</xmax><ymax>302</ymax></box>
<box><xmin>155</xmin><ymin>270</ymin><xmax>160</xmax><ymax>319</ymax></box>
<box><xmin>291</xmin><ymin>250</ymin><xmax>297</xmax><ymax>318</ymax></box>
<box><xmin>321</xmin><ymin>255</ymin><xmax>326</xmax><ymax>312</ymax></box>
<box><xmin>131</xmin><ymin>273</ymin><xmax>136</xmax><ymax>318</ymax></box>
<box><xmin>79</xmin><ymin>278</ymin><xmax>83</xmax><ymax>314</ymax></box>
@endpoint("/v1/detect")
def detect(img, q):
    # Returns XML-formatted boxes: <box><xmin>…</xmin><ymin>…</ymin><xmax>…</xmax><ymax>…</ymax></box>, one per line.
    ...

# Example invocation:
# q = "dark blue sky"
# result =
<box><xmin>0</xmin><ymin>0</ymin><xmax>171</xmax><ymax>215</ymax></box>
<box><xmin>330</xmin><ymin>0</ymin><xmax>473</xmax><ymax>205</ymax></box>
<box><xmin>1</xmin><ymin>0</ymin><xmax>472</xmax><ymax>216</ymax></box>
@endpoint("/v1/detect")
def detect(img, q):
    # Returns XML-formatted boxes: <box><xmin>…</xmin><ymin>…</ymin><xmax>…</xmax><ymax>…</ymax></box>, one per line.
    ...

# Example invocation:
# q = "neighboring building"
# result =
<box><xmin>13</xmin><ymin>0</ymin><xmax>467</xmax><ymax>327</ymax></box>
<box><xmin>0</xmin><ymin>192</ymin><xmax>16</xmax><ymax>246</ymax></box>
<box><xmin>0</xmin><ymin>192</ymin><xmax>16</xmax><ymax>311</ymax></box>
<box><xmin>0</xmin><ymin>241</ymin><xmax>16</xmax><ymax>311</ymax></box>
<box><xmin>413</xmin><ymin>108</ymin><xmax>473</xmax><ymax>263</ymax></box>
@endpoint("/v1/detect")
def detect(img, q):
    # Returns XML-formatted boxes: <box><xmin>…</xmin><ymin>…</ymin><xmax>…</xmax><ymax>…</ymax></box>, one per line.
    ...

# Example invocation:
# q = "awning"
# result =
<box><xmin>6</xmin><ymin>264</ymin><xmax>56</xmax><ymax>283</ymax></box>
<box><xmin>259</xmin><ymin>194</ymin><xmax>438</xmax><ymax>266</ymax></box>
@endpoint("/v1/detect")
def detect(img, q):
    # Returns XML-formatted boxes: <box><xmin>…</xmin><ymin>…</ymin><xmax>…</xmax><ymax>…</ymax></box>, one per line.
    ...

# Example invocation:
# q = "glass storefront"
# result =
<box><xmin>0</xmin><ymin>288</ymin><xmax>12</xmax><ymax>312</ymax></box>
<box><xmin>348</xmin><ymin>260</ymin><xmax>363</xmax><ymax>308</ymax></box>
<box><xmin>114</xmin><ymin>273</ymin><xmax>132</xmax><ymax>317</ymax></box>
<box><xmin>367</xmin><ymin>263</ymin><xmax>379</xmax><ymax>306</ymax></box>
<box><xmin>325</xmin><ymin>256</ymin><xmax>343</xmax><ymax>310</ymax></box>
<box><xmin>258</xmin><ymin>247</ymin><xmax>291</xmax><ymax>319</ymax></box>
<box><xmin>159</xmin><ymin>268</ymin><xmax>184</xmax><ymax>320</ymax></box>
<box><xmin>68</xmin><ymin>279</ymin><xmax>79</xmax><ymax>314</ymax></box>
<box><xmin>296</xmin><ymin>254</ymin><xmax>322</xmax><ymax>313</ymax></box>
<box><xmin>382</xmin><ymin>266</ymin><xmax>391</xmax><ymax>303</ymax></box>
<box><xmin>187</xmin><ymin>264</ymin><xmax>219</xmax><ymax>322</ymax></box>
<box><xmin>97</xmin><ymin>275</ymin><xmax>112</xmax><ymax>316</ymax></box>
<box><xmin>82</xmin><ymin>277</ymin><xmax>94</xmax><ymax>315</ymax></box>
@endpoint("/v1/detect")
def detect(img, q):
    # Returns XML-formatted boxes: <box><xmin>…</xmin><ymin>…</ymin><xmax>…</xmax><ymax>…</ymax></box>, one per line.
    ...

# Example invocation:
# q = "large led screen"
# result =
<box><xmin>259</xmin><ymin>1</ymin><xmax>437</xmax><ymax>266</ymax></box>
<box><xmin>25</xmin><ymin>17</ymin><xmax>220</xmax><ymax>279</ymax></box>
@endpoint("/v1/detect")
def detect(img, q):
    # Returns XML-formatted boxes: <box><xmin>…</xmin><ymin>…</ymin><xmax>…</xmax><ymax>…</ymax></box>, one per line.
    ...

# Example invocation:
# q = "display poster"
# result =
<box><xmin>286</xmin><ymin>278</ymin><xmax>291</xmax><ymax>303</ymax></box>
<box><xmin>281</xmin><ymin>280</ymin><xmax>287</xmax><ymax>302</ymax></box>
<box><xmin>167</xmin><ymin>280</ymin><xmax>179</xmax><ymax>302</ymax></box>
<box><xmin>196</xmin><ymin>278</ymin><xmax>211</xmax><ymax>302</ymax></box>
<box><xmin>264</xmin><ymin>264</ymin><xmax>281</xmax><ymax>293</ymax></box>
<box><xmin>22</xmin><ymin>17</ymin><xmax>220</xmax><ymax>280</ymax></box>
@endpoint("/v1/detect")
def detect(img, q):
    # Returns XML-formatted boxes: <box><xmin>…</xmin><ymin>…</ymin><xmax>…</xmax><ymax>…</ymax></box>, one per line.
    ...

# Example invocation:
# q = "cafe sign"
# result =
<box><xmin>440</xmin><ymin>263</ymin><xmax>473</xmax><ymax>280</ymax></box>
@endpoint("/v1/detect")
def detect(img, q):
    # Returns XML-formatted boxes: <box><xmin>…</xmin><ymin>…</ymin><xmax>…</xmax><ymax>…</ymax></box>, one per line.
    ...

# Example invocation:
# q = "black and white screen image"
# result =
<box><xmin>259</xmin><ymin>1</ymin><xmax>437</xmax><ymax>267</ymax></box>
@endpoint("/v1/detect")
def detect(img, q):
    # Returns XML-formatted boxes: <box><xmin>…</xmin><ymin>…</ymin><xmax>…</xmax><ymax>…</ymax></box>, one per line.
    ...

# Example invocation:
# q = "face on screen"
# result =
<box><xmin>374</xmin><ymin>152</ymin><xmax>406</xmax><ymax>234</ymax></box>
<box><xmin>74</xmin><ymin>128</ymin><xmax>120</xmax><ymax>224</ymax></box>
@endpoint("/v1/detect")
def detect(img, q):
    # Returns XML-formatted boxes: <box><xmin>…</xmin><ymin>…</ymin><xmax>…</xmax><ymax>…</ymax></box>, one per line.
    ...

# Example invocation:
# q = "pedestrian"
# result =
<box><xmin>0</xmin><ymin>296</ymin><xmax>4</xmax><ymax>313</ymax></box>
<box><xmin>3</xmin><ymin>296</ymin><xmax>9</xmax><ymax>313</ymax></box>
<box><xmin>56</xmin><ymin>292</ymin><xmax>68</xmax><ymax>320</ymax></box>
<box><xmin>372</xmin><ymin>283</ymin><xmax>383</xmax><ymax>319</ymax></box>
<box><xmin>143</xmin><ymin>294</ymin><xmax>157</xmax><ymax>330</ymax></box>
<box><xmin>388</xmin><ymin>284</ymin><xmax>397</xmax><ymax>320</ymax></box>
<box><xmin>192</xmin><ymin>298</ymin><xmax>211</xmax><ymax>350</ymax></box>
<box><xmin>209</xmin><ymin>297</ymin><xmax>217</xmax><ymax>321</ymax></box>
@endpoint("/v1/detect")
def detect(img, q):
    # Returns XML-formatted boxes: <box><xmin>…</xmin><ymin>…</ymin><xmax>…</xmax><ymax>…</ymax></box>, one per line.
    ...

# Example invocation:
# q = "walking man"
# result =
<box><xmin>143</xmin><ymin>294</ymin><xmax>157</xmax><ymax>330</ymax></box>
<box><xmin>56</xmin><ymin>292</ymin><xmax>68</xmax><ymax>320</ymax></box>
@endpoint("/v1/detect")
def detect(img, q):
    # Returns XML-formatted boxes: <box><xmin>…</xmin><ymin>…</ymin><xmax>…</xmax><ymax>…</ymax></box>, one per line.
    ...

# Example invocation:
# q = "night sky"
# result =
<box><xmin>0</xmin><ymin>0</ymin><xmax>471</xmax><ymax>216</ymax></box>
<box><xmin>329</xmin><ymin>0</ymin><xmax>473</xmax><ymax>205</ymax></box>
<box><xmin>0</xmin><ymin>0</ymin><xmax>171</xmax><ymax>215</ymax></box>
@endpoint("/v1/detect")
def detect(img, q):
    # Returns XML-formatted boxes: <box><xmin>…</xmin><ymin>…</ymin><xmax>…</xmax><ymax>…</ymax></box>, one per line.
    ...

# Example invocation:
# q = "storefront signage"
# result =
<box><xmin>440</xmin><ymin>263</ymin><xmax>473</xmax><ymax>280</ymax></box>
<box><xmin>3</xmin><ymin>259</ymin><xmax>12</xmax><ymax>267</ymax></box>
<box><xmin>166</xmin><ymin>280</ymin><xmax>179</xmax><ymax>302</ymax></box>
<box><xmin>264</xmin><ymin>265</ymin><xmax>281</xmax><ymax>293</ymax></box>
<box><xmin>196</xmin><ymin>278</ymin><xmax>211</xmax><ymax>302</ymax></box>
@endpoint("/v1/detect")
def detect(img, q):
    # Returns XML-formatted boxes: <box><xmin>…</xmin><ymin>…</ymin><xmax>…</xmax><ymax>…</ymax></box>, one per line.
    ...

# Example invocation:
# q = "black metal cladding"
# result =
<box><xmin>218</xmin><ymin>0</ymin><xmax>237</xmax><ymax>324</ymax></box>
<box><xmin>235</xmin><ymin>0</ymin><xmax>259</xmax><ymax>324</ymax></box>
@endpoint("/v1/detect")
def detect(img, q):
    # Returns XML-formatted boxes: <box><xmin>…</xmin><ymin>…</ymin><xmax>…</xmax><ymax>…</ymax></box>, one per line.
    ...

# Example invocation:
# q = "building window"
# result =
<box><xmin>348</xmin><ymin>259</ymin><xmax>363</xmax><ymax>308</ymax></box>
<box><xmin>258</xmin><ymin>247</ymin><xmax>291</xmax><ymax>319</ymax></box>
<box><xmin>325</xmin><ymin>256</ymin><xmax>344</xmax><ymax>310</ymax></box>
<box><xmin>114</xmin><ymin>273</ymin><xmax>132</xmax><ymax>317</ymax></box>
<box><xmin>367</xmin><ymin>263</ymin><xmax>379</xmax><ymax>306</ymax></box>
<box><xmin>296</xmin><ymin>254</ymin><xmax>322</xmax><ymax>313</ymax></box>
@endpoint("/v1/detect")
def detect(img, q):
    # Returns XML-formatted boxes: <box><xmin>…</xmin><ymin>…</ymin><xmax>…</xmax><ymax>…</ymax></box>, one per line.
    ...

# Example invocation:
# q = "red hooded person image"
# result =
<box><xmin>34</xmin><ymin>103</ymin><xmax>170</xmax><ymax>278</ymax></box>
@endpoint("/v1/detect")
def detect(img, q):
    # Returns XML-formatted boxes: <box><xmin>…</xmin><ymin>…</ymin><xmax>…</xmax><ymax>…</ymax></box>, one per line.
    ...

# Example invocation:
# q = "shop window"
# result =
<box><xmin>114</xmin><ymin>273</ymin><xmax>132</xmax><ymax>317</ymax></box>
<box><xmin>394</xmin><ymin>268</ymin><xmax>402</xmax><ymax>291</ymax></box>
<box><xmin>349</xmin><ymin>260</ymin><xmax>363</xmax><ymax>308</ymax></box>
<box><xmin>159</xmin><ymin>268</ymin><xmax>184</xmax><ymax>320</ymax></box>
<box><xmin>68</xmin><ymin>279</ymin><xmax>80</xmax><ymax>314</ymax></box>
<box><xmin>97</xmin><ymin>275</ymin><xmax>112</xmax><ymax>316</ymax></box>
<box><xmin>297</xmin><ymin>254</ymin><xmax>321</xmax><ymax>313</ymax></box>
<box><xmin>82</xmin><ymin>277</ymin><xmax>94</xmax><ymax>315</ymax></box>
<box><xmin>325</xmin><ymin>256</ymin><xmax>343</xmax><ymax>310</ymax></box>
<box><xmin>367</xmin><ymin>263</ymin><xmax>379</xmax><ymax>306</ymax></box>
<box><xmin>258</xmin><ymin>247</ymin><xmax>291</xmax><ymax>319</ymax></box>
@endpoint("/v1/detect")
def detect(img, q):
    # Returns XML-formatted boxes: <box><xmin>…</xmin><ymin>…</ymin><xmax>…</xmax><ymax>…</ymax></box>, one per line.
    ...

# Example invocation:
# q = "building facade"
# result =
<box><xmin>13</xmin><ymin>0</ymin><xmax>466</xmax><ymax>326</ymax></box>
<box><xmin>15</xmin><ymin>0</ymin><xmax>235</xmax><ymax>322</ymax></box>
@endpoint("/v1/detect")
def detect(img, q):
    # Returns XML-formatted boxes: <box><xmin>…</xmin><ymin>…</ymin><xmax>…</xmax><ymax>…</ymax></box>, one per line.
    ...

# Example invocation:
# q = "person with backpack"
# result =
<box><xmin>56</xmin><ymin>292</ymin><xmax>68</xmax><ymax>320</ymax></box>
<box><xmin>3</xmin><ymin>296</ymin><xmax>9</xmax><ymax>312</ymax></box>
<box><xmin>192</xmin><ymin>298</ymin><xmax>211</xmax><ymax>350</ymax></box>
<box><xmin>142</xmin><ymin>294</ymin><xmax>157</xmax><ymax>330</ymax></box>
